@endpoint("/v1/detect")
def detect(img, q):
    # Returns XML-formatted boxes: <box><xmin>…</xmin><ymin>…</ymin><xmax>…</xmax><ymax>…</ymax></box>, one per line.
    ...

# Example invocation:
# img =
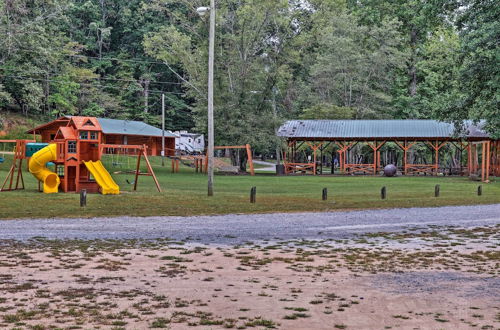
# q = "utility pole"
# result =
<box><xmin>207</xmin><ymin>0</ymin><xmax>215</xmax><ymax>196</ymax></box>
<box><xmin>161</xmin><ymin>93</ymin><xmax>165</xmax><ymax>167</ymax></box>
<box><xmin>272</xmin><ymin>87</ymin><xmax>281</xmax><ymax>165</ymax></box>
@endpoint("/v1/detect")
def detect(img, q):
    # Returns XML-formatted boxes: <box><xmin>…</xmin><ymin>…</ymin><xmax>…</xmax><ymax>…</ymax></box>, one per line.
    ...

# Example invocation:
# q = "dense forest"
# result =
<box><xmin>0</xmin><ymin>0</ymin><xmax>498</xmax><ymax>154</ymax></box>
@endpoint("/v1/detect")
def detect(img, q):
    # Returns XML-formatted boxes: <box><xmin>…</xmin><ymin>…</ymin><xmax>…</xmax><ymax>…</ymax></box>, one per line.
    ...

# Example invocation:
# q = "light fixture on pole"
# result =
<box><xmin>197</xmin><ymin>1</ymin><xmax>215</xmax><ymax>196</ymax></box>
<box><xmin>196</xmin><ymin>6</ymin><xmax>210</xmax><ymax>16</ymax></box>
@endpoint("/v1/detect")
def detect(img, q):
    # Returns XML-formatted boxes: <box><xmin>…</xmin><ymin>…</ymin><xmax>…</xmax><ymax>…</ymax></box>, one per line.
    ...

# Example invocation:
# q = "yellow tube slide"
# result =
<box><xmin>29</xmin><ymin>144</ymin><xmax>60</xmax><ymax>194</ymax></box>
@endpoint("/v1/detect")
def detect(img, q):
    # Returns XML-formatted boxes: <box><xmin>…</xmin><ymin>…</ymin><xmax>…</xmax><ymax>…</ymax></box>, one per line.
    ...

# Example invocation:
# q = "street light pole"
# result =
<box><xmin>206</xmin><ymin>0</ymin><xmax>215</xmax><ymax>196</ymax></box>
<box><xmin>161</xmin><ymin>93</ymin><xmax>165</xmax><ymax>167</ymax></box>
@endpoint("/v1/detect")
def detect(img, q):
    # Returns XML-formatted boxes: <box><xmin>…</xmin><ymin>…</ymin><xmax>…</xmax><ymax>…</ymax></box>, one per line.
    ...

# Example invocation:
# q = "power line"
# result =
<box><xmin>1</xmin><ymin>75</ymin><xmax>186</xmax><ymax>95</ymax></box>
<box><xmin>9</xmin><ymin>48</ymin><xmax>184</xmax><ymax>85</ymax></box>
<box><xmin>15</xmin><ymin>46</ymin><xmax>176</xmax><ymax>68</ymax></box>
<box><xmin>8</xmin><ymin>46</ymin><xmax>206</xmax><ymax>99</ymax></box>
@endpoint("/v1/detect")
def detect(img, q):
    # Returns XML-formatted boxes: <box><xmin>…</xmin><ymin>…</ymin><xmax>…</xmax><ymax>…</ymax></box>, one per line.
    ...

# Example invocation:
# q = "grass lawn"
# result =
<box><xmin>0</xmin><ymin>154</ymin><xmax>498</xmax><ymax>219</ymax></box>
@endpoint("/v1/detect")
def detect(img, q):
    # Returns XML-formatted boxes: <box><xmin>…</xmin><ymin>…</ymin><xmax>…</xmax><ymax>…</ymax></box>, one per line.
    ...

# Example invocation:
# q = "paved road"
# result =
<box><xmin>252</xmin><ymin>160</ymin><xmax>276</xmax><ymax>172</ymax></box>
<box><xmin>0</xmin><ymin>204</ymin><xmax>499</xmax><ymax>244</ymax></box>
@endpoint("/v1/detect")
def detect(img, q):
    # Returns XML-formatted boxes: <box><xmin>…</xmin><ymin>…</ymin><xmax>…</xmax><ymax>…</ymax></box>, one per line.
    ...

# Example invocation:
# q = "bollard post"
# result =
<box><xmin>381</xmin><ymin>186</ymin><xmax>386</xmax><ymax>200</ymax></box>
<box><xmin>477</xmin><ymin>185</ymin><xmax>482</xmax><ymax>196</ymax></box>
<box><xmin>250</xmin><ymin>186</ymin><xmax>256</xmax><ymax>203</ymax></box>
<box><xmin>80</xmin><ymin>189</ymin><xmax>87</xmax><ymax>207</ymax></box>
<box><xmin>434</xmin><ymin>184</ymin><xmax>440</xmax><ymax>197</ymax></box>
<box><xmin>322</xmin><ymin>188</ymin><xmax>328</xmax><ymax>201</ymax></box>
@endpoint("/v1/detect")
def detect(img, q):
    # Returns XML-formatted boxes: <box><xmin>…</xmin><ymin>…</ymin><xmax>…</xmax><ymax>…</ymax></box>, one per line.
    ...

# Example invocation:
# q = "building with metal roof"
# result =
<box><xmin>277</xmin><ymin>119</ymin><xmax>498</xmax><ymax>182</ymax></box>
<box><xmin>97</xmin><ymin>118</ymin><xmax>177</xmax><ymax>138</ymax></box>
<box><xmin>277</xmin><ymin>120</ymin><xmax>489</xmax><ymax>140</ymax></box>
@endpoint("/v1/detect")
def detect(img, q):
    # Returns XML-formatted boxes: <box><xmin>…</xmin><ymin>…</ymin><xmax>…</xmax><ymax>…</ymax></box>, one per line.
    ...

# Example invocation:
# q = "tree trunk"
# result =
<box><xmin>142</xmin><ymin>79</ymin><xmax>150</xmax><ymax>113</ymax></box>
<box><xmin>408</xmin><ymin>28</ymin><xmax>418</xmax><ymax>98</ymax></box>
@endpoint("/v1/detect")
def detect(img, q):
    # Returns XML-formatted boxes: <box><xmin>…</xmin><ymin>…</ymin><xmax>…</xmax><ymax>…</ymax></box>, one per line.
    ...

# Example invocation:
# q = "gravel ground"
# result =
<box><xmin>0</xmin><ymin>204</ymin><xmax>499</xmax><ymax>243</ymax></box>
<box><xmin>371</xmin><ymin>272</ymin><xmax>500</xmax><ymax>299</ymax></box>
<box><xmin>252</xmin><ymin>159</ymin><xmax>276</xmax><ymax>171</ymax></box>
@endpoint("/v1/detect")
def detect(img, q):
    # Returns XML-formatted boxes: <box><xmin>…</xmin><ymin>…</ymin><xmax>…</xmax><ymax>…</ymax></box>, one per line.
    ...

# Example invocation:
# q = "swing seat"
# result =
<box><xmin>112</xmin><ymin>161</ymin><xmax>122</xmax><ymax>167</ymax></box>
<box><xmin>0</xmin><ymin>157</ymin><xmax>4</xmax><ymax>164</ymax></box>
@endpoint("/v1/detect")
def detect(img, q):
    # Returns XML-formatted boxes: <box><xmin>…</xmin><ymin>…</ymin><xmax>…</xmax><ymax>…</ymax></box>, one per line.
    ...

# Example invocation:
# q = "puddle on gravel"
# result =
<box><xmin>370</xmin><ymin>271</ymin><xmax>500</xmax><ymax>299</ymax></box>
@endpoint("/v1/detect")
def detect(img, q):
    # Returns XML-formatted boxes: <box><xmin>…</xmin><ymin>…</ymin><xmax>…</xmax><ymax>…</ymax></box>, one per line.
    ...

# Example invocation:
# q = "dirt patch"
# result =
<box><xmin>0</xmin><ymin>226</ymin><xmax>497</xmax><ymax>329</ymax></box>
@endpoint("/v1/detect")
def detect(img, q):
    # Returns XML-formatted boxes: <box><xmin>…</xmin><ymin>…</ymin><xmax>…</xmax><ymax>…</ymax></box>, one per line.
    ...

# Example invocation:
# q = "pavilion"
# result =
<box><xmin>277</xmin><ymin>120</ymin><xmax>499</xmax><ymax>182</ymax></box>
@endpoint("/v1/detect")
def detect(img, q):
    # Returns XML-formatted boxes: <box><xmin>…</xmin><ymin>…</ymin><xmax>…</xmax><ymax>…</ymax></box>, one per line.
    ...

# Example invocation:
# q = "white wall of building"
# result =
<box><xmin>174</xmin><ymin>131</ymin><xmax>205</xmax><ymax>153</ymax></box>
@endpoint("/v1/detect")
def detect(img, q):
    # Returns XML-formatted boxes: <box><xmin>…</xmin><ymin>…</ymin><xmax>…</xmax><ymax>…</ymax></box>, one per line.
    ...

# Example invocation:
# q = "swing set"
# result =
<box><xmin>169</xmin><ymin>144</ymin><xmax>255</xmax><ymax>175</ymax></box>
<box><xmin>100</xmin><ymin>144</ymin><xmax>162</xmax><ymax>192</ymax></box>
<box><xmin>0</xmin><ymin>139</ymin><xmax>16</xmax><ymax>164</ymax></box>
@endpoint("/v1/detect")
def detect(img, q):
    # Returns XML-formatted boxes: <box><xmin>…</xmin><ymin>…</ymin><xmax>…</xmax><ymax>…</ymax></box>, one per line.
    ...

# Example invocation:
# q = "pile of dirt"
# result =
<box><xmin>214</xmin><ymin>157</ymin><xmax>240</xmax><ymax>174</ymax></box>
<box><xmin>0</xmin><ymin>112</ymin><xmax>39</xmax><ymax>138</ymax></box>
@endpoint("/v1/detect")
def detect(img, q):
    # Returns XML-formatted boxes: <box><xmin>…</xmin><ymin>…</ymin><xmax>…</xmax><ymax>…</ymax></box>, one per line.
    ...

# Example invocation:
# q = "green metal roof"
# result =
<box><xmin>277</xmin><ymin>120</ymin><xmax>489</xmax><ymax>139</ymax></box>
<box><xmin>97</xmin><ymin>118</ymin><xmax>177</xmax><ymax>138</ymax></box>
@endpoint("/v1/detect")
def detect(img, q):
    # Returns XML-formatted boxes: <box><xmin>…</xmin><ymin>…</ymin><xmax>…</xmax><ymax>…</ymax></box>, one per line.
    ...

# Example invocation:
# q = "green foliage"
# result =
<box><xmin>300</xmin><ymin>104</ymin><xmax>355</xmax><ymax>120</ymax></box>
<box><xmin>0</xmin><ymin>84</ymin><xmax>12</xmax><ymax>107</ymax></box>
<box><xmin>48</xmin><ymin>75</ymin><xmax>80</xmax><ymax>116</ymax></box>
<box><xmin>413</xmin><ymin>28</ymin><xmax>461</xmax><ymax>119</ymax></box>
<box><xmin>451</xmin><ymin>0</ymin><xmax>499</xmax><ymax>137</ymax></box>
<box><xmin>306</xmin><ymin>14</ymin><xmax>406</xmax><ymax>118</ymax></box>
<box><xmin>0</xmin><ymin>0</ymin><xmax>497</xmax><ymax>143</ymax></box>
<box><xmin>82</xmin><ymin>103</ymin><xmax>105</xmax><ymax>117</ymax></box>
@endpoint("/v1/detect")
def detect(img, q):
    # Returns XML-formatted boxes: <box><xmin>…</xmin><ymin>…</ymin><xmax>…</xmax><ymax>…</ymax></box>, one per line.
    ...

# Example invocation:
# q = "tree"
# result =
<box><xmin>299</xmin><ymin>104</ymin><xmax>355</xmax><ymax>120</ymax></box>
<box><xmin>306</xmin><ymin>14</ymin><xmax>406</xmax><ymax>119</ymax></box>
<box><xmin>347</xmin><ymin>0</ymin><xmax>459</xmax><ymax>116</ymax></box>
<box><xmin>413</xmin><ymin>28</ymin><xmax>461</xmax><ymax>119</ymax></box>
<box><xmin>443</xmin><ymin>0</ymin><xmax>499</xmax><ymax>137</ymax></box>
<box><xmin>144</xmin><ymin>0</ymin><xmax>314</xmax><ymax>164</ymax></box>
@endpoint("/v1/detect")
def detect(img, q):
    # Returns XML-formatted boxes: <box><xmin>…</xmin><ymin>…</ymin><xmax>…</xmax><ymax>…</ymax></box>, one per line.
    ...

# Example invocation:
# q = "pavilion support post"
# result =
<box><xmin>337</xmin><ymin>142</ymin><xmax>345</xmax><ymax>173</ymax></box>
<box><xmin>435</xmin><ymin>141</ymin><xmax>439</xmax><ymax>176</ymax></box>
<box><xmin>403</xmin><ymin>140</ymin><xmax>407</xmax><ymax>175</ymax></box>
<box><xmin>486</xmin><ymin>140</ymin><xmax>490</xmax><ymax>182</ymax></box>
<box><xmin>338</xmin><ymin>143</ymin><xmax>343</xmax><ymax>172</ymax></box>
<box><xmin>494</xmin><ymin>141</ymin><xmax>499</xmax><ymax>176</ymax></box>
<box><xmin>467</xmin><ymin>142</ymin><xmax>472</xmax><ymax>175</ymax></box>
<box><xmin>319</xmin><ymin>145</ymin><xmax>323</xmax><ymax>175</ymax></box>
<box><xmin>481</xmin><ymin>142</ymin><xmax>486</xmax><ymax>182</ymax></box>
<box><xmin>340</xmin><ymin>150</ymin><xmax>343</xmax><ymax>172</ymax></box>
<box><xmin>367</xmin><ymin>141</ymin><xmax>385</xmax><ymax>175</ymax></box>
<box><xmin>306</xmin><ymin>142</ymin><xmax>323</xmax><ymax>175</ymax></box>
<box><xmin>474</xmin><ymin>144</ymin><xmax>478</xmax><ymax>173</ymax></box>
<box><xmin>313</xmin><ymin>147</ymin><xmax>316</xmax><ymax>175</ymax></box>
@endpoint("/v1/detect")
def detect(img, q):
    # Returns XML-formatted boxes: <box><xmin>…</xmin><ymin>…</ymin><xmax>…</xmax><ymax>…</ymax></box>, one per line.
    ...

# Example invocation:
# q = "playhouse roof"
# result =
<box><xmin>56</xmin><ymin>126</ymin><xmax>77</xmax><ymax>140</ymax></box>
<box><xmin>71</xmin><ymin>117</ymin><xmax>101</xmax><ymax>131</ymax></box>
<box><xmin>277</xmin><ymin>120</ymin><xmax>490</xmax><ymax>139</ymax></box>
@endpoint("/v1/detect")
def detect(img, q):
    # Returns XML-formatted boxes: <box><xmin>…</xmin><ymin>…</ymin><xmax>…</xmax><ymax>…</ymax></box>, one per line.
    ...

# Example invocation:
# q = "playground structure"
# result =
<box><xmin>278</xmin><ymin>120</ymin><xmax>499</xmax><ymax>182</ymax></box>
<box><xmin>0</xmin><ymin>139</ymin><xmax>35</xmax><ymax>192</ymax></box>
<box><xmin>169</xmin><ymin>144</ymin><xmax>255</xmax><ymax>176</ymax></box>
<box><xmin>0</xmin><ymin>116</ymin><xmax>161</xmax><ymax>194</ymax></box>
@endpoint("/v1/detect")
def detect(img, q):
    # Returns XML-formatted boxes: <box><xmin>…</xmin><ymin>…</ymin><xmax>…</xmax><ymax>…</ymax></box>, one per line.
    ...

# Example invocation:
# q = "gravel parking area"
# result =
<box><xmin>0</xmin><ymin>204</ymin><xmax>498</xmax><ymax>243</ymax></box>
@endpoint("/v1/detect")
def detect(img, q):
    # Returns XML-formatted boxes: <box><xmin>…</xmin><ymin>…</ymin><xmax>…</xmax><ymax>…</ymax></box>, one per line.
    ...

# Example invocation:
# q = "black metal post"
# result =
<box><xmin>250</xmin><ymin>186</ymin><xmax>256</xmax><ymax>203</ymax></box>
<box><xmin>80</xmin><ymin>189</ymin><xmax>87</xmax><ymax>207</ymax></box>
